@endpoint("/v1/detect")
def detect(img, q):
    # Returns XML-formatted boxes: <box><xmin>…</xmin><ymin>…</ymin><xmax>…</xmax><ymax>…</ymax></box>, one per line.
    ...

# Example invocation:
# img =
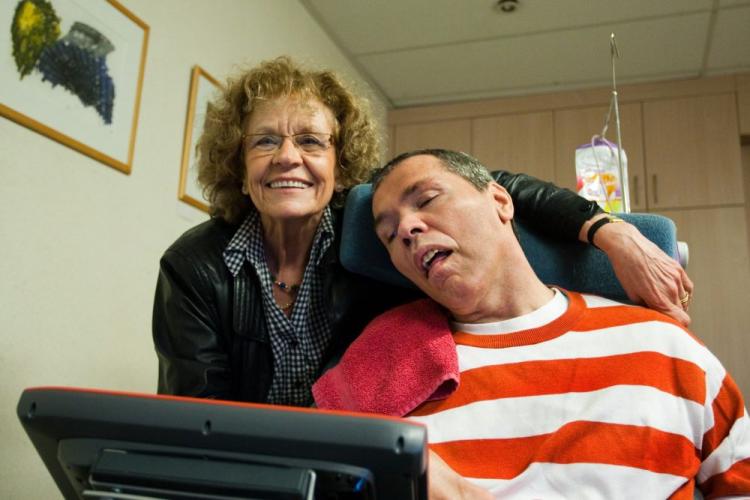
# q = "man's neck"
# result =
<box><xmin>452</xmin><ymin>288</ymin><xmax>566</xmax><ymax>335</ymax></box>
<box><xmin>451</xmin><ymin>254</ymin><xmax>554</xmax><ymax>324</ymax></box>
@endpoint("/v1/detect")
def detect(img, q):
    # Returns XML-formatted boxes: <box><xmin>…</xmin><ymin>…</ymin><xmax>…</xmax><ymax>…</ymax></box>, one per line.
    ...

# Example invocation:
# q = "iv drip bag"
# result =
<box><xmin>575</xmin><ymin>137</ymin><xmax>628</xmax><ymax>213</ymax></box>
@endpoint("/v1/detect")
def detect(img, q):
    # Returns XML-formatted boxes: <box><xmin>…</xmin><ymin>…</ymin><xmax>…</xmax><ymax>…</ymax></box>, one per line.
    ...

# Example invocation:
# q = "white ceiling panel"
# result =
<box><xmin>301</xmin><ymin>0</ymin><xmax>750</xmax><ymax>107</ymax></box>
<box><xmin>708</xmin><ymin>5</ymin><xmax>750</xmax><ymax>70</ymax></box>
<box><xmin>359</xmin><ymin>13</ymin><xmax>710</xmax><ymax>106</ymax></box>
<box><xmin>304</xmin><ymin>0</ymin><xmax>712</xmax><ymax>55</ymax></box>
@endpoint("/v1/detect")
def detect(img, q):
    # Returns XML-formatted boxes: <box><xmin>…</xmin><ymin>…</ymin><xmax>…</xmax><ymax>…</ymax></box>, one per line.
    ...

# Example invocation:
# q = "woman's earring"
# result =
<box><xmin>241</xmin><ymin>183</ymin><xmax>248</xmax><ymax>195</ymax></box>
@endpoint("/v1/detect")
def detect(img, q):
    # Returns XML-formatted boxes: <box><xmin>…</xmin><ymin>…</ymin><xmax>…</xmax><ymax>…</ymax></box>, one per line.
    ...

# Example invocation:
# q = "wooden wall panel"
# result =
<box><xmin>392</xmin><ymin>120</ymin><xmax>471</xmax><ymax>156</ymax></box>
<box><xmin>658</xmin><ymin>206</ymin><xmax>750</xmax><ymax>396</ymax></box>
<box><xmin>643</xmin><ymin>94</ymin><xmax>744</xmax><ymax>209</ymax></box>
<box><xmin>472</xmin><ymin>112</ymin><xmax>555</xmax><ymax>182</ymax></box>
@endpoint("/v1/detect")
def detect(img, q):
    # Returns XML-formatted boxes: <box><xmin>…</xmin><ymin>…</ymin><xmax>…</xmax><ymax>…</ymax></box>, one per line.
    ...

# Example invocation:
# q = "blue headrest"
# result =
<box><xmin>340</xmin><ymin>184</ymin><xmax>681</xmax><ymax>302</ymax></box>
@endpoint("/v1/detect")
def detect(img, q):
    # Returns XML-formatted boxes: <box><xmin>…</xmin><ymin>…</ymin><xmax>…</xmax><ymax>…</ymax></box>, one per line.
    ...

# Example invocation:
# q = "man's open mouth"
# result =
<box><xmin>422</xmin><ymin>248</ymin><xmax>452</xmax><ymax>273</ymax></box>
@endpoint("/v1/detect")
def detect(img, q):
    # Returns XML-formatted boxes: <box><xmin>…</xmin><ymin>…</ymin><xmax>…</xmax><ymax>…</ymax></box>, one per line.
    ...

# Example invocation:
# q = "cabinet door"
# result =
<box><xmin>472</xmin><ymin>112</ymin><xmax>555</xmax><ymax>182</ymax></box>
<box><xmin>554</xmin><ymin>103</ymin><xmax>646</xmax><ymax>211</ymax></box>
<box><xmin>392</xmin><ymin>120</ymin><xmax>471</xmax><ymax>157</ymax></box>
<box><xmin>643</xmin><ymin>93</ymin><xmax>744</xmax><ymax>209</ymax></box>
<box><xmin>738</xmin><ymin>74</ymin><xmax>750</xmax><ymax>137</ymax></box>
<box><xmin>741</xmin><ymin>90</ymin><xmax>750</xmax><ymax>137</ymax></box>
<box><xmin>658</xmin><ymin>206</ymin><xmax>750</xmax><ymax>396</ymax></box>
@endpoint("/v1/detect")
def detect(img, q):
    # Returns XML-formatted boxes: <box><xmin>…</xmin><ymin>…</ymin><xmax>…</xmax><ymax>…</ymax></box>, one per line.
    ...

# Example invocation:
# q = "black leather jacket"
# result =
<box><xmin>153</xmin><ymin>171</ymin><xmax>601</xmax><ymax>402</ymax></box>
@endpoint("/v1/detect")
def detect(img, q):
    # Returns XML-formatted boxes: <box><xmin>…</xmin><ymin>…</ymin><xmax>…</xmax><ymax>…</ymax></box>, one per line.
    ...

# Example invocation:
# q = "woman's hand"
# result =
<box><xmin>589</xmin><ymin>217</ymin><xmax>694</xmax><ymax>326</ymax></box>
<box><xmin>428</xmin><ymin>450</ymin><xmax>493</xmax><ymax>500</ymax></box>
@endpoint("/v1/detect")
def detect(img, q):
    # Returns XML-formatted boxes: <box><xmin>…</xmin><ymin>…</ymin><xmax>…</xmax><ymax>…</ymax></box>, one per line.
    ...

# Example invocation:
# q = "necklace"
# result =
<box><xmin>277</xmin><ymin>298</ymin><xmax>295</xmax><ymax>311</ymax></box>
<box><xmin>271</xmin><ymin>275</ymin><xmax>298</xmax><ymax>312</ymax></box>
<box><xmin>272</xmin><ymin>277</ymin><xmax>300</xmax><ymax>294</ymax></box>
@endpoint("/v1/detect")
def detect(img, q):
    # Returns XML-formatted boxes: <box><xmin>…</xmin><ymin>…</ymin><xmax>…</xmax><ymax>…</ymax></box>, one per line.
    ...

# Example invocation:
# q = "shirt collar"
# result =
<box><xmin>223</xmin><ymin>207</ymin><xmax>335</xmax><ymax>277</ymax></box>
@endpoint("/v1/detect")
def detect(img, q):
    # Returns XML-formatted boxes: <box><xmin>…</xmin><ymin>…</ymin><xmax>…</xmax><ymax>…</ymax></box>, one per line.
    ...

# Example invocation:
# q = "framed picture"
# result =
<box><xmin>0</xmin><ymin>0</ymin><xmax>149</xmax><ymax>174</ymax></box>
<box><xmin>178</xmin><ymin>65</ymin><xmax>222</xmax><ymax>213</ymax></box>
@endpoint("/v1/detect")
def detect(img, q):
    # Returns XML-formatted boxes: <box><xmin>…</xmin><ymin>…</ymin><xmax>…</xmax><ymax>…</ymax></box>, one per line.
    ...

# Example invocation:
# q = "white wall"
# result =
<box><xmin>0</xmin><ymin>1</ymin><xmax>388</xmax><ymax>497</ymax></box>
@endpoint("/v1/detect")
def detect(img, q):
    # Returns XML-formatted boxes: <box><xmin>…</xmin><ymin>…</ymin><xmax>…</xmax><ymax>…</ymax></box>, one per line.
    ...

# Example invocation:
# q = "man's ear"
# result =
<box><xmin>488</xmin><ymin>182</ymin><xmax>514</xmax><ymax>223</ymax></box>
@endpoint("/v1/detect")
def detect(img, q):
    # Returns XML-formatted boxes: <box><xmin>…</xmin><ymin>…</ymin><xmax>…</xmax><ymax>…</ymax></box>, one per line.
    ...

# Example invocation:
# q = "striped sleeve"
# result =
<box><xmin>697</xmin><ymin>372</ymin><xmax>750</xmax><ymax>497</ymax></box>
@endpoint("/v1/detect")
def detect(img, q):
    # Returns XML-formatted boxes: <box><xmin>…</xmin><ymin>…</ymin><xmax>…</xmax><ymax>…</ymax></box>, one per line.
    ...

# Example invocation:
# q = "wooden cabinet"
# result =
<box><xmin>745</xmin><ymin>146</ymin><xmax>750</xmax><ymax>252</ymax></box>
<box><xmin>553</xmin><ymin>93</ymin><xmax>743</xmax><ymax>212</ymax></box>
<box><xmin>738</xmin><ymin>74</ymin><xmax>750</xmax><ymax>137</ymax></box>
<box><xmin>643</xmin><ymin>93</ymin><xmax>744</xmax><ymax>209</ymax></box>
<box><xmin>392</xmin><ymin>119</ymin><xmax>471</xmax><ymax>156</ymax></box>
<box><xmin>740</xmin><ymin>90</ymin><xmax>750</xmax><ymax>137</ymax></box>
<box><xmin>658</xmin><ymin>206</ymin><xmax>750</xmax><ymax>396</ymax></box>
<box><xmin>472</xmin><ymin>111</ymin><xmax>555</xmax><ymax>182</ymax></box>
<box><xmin>553</xmin><ymin>103</ymin><xmax>647</xmax><ymax>211</ymax></box>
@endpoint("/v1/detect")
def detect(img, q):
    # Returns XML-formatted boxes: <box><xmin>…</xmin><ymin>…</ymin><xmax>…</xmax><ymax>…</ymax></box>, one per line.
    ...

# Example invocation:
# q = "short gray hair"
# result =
<box><xmin>372</xmin><ymin>149</ymin><xmax>494</xmax><ymax>192</ymax></box>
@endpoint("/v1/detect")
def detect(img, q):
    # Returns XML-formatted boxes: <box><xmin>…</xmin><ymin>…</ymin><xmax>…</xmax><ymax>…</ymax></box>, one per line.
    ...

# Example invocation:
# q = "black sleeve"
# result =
<box><xmin>493</xmin><ymin>170</ymin><xmax>603</xmax><ymax>241</ymax></box>
<box><xmin>152</xmin><ymin>249</ymin><xmax>233</xmax><ymax>400</ymax></box>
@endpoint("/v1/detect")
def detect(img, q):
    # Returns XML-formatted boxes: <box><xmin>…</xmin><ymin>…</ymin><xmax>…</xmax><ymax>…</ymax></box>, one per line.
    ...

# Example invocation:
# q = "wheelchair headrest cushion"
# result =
<box><xmin>340</xmin><ymin>184</ymin><xmax>680</xmax><ymax>302</ymax></box>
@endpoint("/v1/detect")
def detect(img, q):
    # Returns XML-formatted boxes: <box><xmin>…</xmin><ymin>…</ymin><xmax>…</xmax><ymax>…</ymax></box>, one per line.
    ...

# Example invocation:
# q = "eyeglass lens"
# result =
<box><xmin>244</xmin><ymin>133</ymin><xmax>332</xmax><ymax>153</ymax></box>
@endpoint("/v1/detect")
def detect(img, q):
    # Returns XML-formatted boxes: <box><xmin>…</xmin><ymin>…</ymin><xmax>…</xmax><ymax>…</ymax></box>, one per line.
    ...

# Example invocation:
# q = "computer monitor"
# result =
<box><xmin>17</xmin><ymin>387</ymin><xmax>428</xmax><ymax>499</ymax></box>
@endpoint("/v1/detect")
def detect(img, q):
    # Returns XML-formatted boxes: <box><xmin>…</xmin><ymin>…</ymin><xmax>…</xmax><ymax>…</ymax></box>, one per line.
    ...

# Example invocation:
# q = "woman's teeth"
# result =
<box><xmin>269</xmin><ymin>180</ymin><xmax>308</xmax><ymax>189</ymax></box>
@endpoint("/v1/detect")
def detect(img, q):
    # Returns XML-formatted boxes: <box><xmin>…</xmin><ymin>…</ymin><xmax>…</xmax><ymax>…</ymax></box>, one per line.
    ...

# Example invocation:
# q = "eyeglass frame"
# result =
<box><xmin>241</xmin><ymin>132</ymin><xmax>336</xmax><ymax>156</ymax></box>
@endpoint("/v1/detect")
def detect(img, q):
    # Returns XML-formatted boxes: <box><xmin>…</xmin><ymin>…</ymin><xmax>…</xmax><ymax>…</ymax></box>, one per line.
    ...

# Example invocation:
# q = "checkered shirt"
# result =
<box><xmin>223</xmin><ymin>208</ymin><xmax>334</xmax><ymax>406</ymax></box>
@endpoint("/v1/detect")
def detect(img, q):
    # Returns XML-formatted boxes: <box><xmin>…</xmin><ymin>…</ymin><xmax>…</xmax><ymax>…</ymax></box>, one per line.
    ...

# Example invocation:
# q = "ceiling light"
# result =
<box><xmin>495</xmin><ymin>0</ymin><xmax>519</xmax><ymax>13</ymax></box>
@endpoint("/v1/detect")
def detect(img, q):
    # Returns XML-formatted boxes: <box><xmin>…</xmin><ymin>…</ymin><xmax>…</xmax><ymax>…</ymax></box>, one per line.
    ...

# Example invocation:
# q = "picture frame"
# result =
<box><xmin>0</xmin><ymin>0</ymin><xmax>149</xmax><ymax>174</ymax></box>
<box><xmin>178</xmin><ymin>65</ymin><xmax>222</xmax><ymax>213</ymax></box>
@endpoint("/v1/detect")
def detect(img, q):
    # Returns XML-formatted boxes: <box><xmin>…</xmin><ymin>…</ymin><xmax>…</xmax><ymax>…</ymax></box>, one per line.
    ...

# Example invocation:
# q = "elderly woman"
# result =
<box><xmin>153</xmin><ymin>57</ymin><xmax>692</xmax><ymax>406</ymax></box>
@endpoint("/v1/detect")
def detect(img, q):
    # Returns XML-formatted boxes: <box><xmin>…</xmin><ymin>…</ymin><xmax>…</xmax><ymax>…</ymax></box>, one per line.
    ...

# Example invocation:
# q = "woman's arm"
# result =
<box><xmin>494</xmin><ymin>170</ymin><xmax>693</xmax><ymax>326</ymax></box>
<box><xmin>493</xmin><ymin>170</ymin><xmax>602</xmax><ymax>241</ymax></box>
<box><xmin>582</xmin><ymin>215</ymin><xmax>693</xmax><ymax>326</ymax></box>
<box><xmin>153</xmin><ymin>249</ymin><xmax>232</xmax><ymax>399</ymax></box>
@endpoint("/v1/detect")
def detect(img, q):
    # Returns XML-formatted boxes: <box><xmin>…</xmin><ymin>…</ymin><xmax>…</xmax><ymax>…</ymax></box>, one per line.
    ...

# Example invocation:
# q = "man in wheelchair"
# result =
<box><xmin>314</xmin><ymin>149</ymin><xmax>750</xmax><ymax>499</ymax></box>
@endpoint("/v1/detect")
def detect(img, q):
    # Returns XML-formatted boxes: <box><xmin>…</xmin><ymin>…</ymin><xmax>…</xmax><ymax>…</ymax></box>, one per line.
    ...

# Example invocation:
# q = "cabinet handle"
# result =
<box><xmin>633</xmin><ymin>175</ymin><xmax>639</xmax><ymax>206</ymax></box>
<box><xmin>652</xmin><ymin>174</ymin><xmax>658</xmax><ymax>205</ymax></box>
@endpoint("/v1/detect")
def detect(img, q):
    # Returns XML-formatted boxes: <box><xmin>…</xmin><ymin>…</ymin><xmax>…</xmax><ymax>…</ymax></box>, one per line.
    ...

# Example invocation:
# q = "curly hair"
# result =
<box><xmin>196</xmin><ymin>56</ymin><xmax>382</xmax><ymax>224</ymax></box>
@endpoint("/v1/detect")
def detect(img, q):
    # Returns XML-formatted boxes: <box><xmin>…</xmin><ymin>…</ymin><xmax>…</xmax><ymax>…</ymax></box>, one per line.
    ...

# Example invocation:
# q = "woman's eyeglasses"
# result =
<box><xmin>243</xmin><ymin>133</ymin><xmax>333</xmax><ymax>155</ymax></box>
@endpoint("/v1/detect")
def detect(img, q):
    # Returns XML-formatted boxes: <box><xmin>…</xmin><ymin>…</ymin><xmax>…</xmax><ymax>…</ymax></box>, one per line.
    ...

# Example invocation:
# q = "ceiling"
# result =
<box><xmin>301</xmin><ymin>0</ymin><xmax>750</xmax><ymax>108</ymax></box>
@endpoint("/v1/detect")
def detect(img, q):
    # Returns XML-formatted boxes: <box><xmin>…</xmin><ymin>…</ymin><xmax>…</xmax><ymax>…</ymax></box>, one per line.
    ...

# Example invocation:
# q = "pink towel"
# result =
<box><xmin>312</xmin><ymin>299</ymin><xmax>459</xmax><ymax>417</ymax></box>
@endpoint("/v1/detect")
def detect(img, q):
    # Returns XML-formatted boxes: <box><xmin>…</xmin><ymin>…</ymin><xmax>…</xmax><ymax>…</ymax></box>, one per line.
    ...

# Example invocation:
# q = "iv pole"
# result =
<box><xmin>604</xmin><ymin>33</ymin><xmax>630</xmax><ymax>213</ymax></box>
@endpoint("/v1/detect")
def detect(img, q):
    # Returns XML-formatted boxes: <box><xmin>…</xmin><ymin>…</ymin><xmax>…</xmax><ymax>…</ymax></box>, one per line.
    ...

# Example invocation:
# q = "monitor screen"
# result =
<box><xmin>17</xmin><ymin>387</ymin><xmax>428</xmax><ymax>499</ymax></box>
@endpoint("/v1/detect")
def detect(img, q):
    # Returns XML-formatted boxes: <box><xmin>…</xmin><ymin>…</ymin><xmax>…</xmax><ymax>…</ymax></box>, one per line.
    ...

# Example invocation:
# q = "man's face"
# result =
<box><xmin>372</xmin><ymin>155</ymin><xmax>514</xmax><ymax>318</ymax></box>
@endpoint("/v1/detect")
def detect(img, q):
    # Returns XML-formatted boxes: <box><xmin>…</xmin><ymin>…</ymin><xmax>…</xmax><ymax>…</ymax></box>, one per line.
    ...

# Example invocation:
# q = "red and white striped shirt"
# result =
<box><xmin>409</xmin><ymin>290</ymin><xmax>750</xmax><ymax>499</ymax></box>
